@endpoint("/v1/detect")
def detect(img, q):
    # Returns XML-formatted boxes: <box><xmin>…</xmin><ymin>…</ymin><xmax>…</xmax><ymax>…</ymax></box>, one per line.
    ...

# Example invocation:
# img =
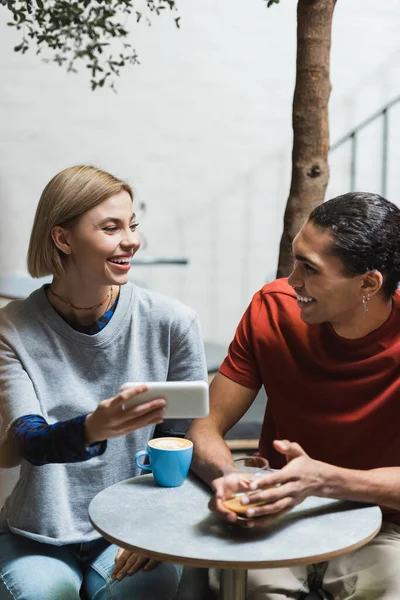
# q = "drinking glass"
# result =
<box><xmin>222</xmin><ymin>456</ymin><xmax>271</xmax><ymax>516</ymax></box>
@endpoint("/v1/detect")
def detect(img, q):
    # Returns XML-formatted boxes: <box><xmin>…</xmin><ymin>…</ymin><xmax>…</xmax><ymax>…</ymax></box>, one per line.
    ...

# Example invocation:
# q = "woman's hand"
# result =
<box><xmin>84</xmin><ymin>384</ymin><xmax>166</xmax><ymax>444</ymax></box>
<box><xmin>112</xmin><ymin>548</ymin><xmax>159</xmax><ymax>581</ymax></box>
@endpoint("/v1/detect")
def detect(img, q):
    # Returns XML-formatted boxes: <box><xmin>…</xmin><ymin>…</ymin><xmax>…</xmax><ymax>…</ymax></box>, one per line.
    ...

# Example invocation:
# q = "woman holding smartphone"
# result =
<box><xmin>0</xmin><ymin>165</ymin><xmax>207</xmax><ymax>600</ymax></box>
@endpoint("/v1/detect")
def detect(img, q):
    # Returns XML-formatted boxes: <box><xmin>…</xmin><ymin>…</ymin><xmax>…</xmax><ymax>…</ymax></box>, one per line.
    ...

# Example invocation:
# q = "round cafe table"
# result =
<box><xmin>89</xmin><ymin>474</ymin><xmax>382</xmax><ymax>600</ymax></box>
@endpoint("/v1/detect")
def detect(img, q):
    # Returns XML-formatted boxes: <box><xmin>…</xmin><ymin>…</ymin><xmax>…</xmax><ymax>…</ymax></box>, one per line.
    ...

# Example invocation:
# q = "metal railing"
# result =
<box><xmin>132</xmin><ymin>257</ymin><xmax>188</xmax><ymax>265</ymax></box>
<box><xmin>330</xmin><ymin>95</ymin><xmax>400</xmax><ymax>196</ymax></box>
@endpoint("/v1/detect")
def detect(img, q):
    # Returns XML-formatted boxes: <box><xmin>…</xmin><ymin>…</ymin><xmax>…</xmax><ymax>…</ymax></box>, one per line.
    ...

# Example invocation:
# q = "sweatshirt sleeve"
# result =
<box><xmin>0</xmin><ymin>336</ymin><xmax>47</xmax><ymax>441</ymax></box>
<box><xmin>156</xmin><ymin>312</ymin><xmax>207</xmax><ymax>439</ymax></box>
<box><xmin>167</xmin><ymin>313</ymin><xmax>208</xmax><ymax>383</ymax></box>
<box><xmin>9</xmin><ymin>414</ymin><xmax>107</xmax><ymax>466</ymax></box>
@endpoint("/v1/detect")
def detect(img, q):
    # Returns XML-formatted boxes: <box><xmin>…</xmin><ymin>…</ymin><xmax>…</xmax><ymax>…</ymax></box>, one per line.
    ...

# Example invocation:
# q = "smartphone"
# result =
<box><xmin>119</xmin><ymin>381</ymin><xmax>209</xmax><ymax>419</ymax></box>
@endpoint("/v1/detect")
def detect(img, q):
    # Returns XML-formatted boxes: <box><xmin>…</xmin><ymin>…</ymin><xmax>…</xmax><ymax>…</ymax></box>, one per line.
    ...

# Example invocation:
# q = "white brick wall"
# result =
<box><xmin>1</xmin><ymin>0</ymin><xmax>399</xmax><ymax>344</ymax></box>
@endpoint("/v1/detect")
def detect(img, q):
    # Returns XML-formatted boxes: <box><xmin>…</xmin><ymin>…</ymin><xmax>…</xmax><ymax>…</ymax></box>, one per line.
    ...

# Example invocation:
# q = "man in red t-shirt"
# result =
<box><xmin>188</xmin><ymin>192</ymin><xmax>400</xmax><ymax>599</ymax></box>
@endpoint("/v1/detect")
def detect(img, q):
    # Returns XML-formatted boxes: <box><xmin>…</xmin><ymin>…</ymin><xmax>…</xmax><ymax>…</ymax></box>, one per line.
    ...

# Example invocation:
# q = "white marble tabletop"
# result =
<box><xmin>89</xmin><ymin>474</ymin><xmax>382</xmax><ymax>569</ymax></box>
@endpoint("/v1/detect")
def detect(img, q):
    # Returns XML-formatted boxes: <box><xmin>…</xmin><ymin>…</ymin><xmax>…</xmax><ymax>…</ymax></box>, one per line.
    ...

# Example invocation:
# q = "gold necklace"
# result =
<box><xmin>104</xmin><ymin>285</ymin><xmax>114</xmax><ymax>314</ymax></box>
<box><xmin>49</xmin><ymin>287</ymin><xmax>112</xmax><ymax>311</ymax></box>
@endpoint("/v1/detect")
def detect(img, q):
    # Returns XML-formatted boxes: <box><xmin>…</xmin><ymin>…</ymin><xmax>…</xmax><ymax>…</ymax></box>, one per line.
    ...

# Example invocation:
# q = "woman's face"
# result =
<box><xmin>58</xmin><ymin>190</ymin><xmax>140</xmax><ymax>286</ymax></box>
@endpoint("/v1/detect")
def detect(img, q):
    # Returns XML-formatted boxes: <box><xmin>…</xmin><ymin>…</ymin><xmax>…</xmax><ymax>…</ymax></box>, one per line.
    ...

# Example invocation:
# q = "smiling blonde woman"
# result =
<box><xmin>0</xmin><ymin>165</ymin><xmax>207</xmax><ymax>600</ymax></box>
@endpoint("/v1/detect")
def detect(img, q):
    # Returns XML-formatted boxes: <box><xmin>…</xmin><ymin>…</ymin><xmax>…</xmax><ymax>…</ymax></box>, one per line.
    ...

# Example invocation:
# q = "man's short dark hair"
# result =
<box><xmin>308</xmin><ymin>192</ymin><xmax>400</xmax><ymax>298</ymax></box>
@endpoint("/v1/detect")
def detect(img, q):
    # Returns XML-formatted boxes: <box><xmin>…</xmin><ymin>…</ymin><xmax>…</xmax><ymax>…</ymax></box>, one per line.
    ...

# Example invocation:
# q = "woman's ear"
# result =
<box><xmin>360</xmin><ymin>270</ymin><xmax>383</xmax><ymax>298</ymax></box>
<box><xmin>51</xmin><ymin>226</ymin><xmax>72</xmax><ymax>255</ymax></box>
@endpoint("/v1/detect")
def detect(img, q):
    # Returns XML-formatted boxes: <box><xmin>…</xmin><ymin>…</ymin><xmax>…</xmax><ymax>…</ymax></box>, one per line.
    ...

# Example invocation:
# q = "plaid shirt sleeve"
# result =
<box><xmin>9</xmin><ymin>414</ymin><xmax>107</xmax><ymax>466</ymax></box>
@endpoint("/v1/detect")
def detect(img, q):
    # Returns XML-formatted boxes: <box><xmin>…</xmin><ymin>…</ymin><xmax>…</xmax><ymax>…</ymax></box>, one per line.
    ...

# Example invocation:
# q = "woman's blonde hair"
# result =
<box><xmin>27</xmin><ymin>165</ymin><xmax>133</xmax><ymax>278</ymax></box>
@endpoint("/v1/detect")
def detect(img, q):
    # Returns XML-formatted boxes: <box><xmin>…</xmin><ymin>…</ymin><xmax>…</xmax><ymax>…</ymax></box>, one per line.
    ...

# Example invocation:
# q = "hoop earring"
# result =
<box><xmin>362</xmin><ymin>294</ymin><xmax>370</xmax><ymax>318</ymax></box>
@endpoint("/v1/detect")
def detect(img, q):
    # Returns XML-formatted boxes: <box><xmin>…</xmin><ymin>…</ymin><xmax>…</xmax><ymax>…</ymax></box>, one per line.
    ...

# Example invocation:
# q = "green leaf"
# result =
<box><xmin>3</xmin><ymin>0</ymin><xmax>181</xmax><ymax>90</ymax></box>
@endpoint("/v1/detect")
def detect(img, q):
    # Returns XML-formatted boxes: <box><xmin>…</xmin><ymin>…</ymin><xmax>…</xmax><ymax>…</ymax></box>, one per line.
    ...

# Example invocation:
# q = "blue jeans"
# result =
<box><xmin>0</xmin><ymin>532</ymin><xmax>182</xmax><ymax>600</ymax></box>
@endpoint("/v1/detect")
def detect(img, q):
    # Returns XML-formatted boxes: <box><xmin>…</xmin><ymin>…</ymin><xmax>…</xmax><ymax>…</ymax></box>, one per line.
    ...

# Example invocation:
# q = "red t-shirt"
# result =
<box><xmin>220</xmin><ymin>278</ymin><xmax>400</xmax><ymax>522</ymax></box>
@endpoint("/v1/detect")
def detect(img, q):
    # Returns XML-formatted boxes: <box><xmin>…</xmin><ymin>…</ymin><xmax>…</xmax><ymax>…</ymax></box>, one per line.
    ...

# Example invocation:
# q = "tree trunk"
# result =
<box><xmin>276</xmin><ymin>0</ymin><xmax>337</xmax><ymax>278</ymax></box>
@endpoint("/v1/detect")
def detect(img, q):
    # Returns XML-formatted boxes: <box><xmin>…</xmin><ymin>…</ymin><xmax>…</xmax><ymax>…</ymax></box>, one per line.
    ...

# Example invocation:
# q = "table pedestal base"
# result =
<box><xmin>219</xmin><ymin>569</ymin><xmax>247</xmax><ymax>600</ymax></box>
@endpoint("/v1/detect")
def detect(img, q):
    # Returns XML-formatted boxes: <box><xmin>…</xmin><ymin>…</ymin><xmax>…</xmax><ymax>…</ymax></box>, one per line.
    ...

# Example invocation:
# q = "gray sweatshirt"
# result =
<box><xmin>0</xmin><ymin>282</ymin><xmax>207</xmax><ymax>545</ymax></box>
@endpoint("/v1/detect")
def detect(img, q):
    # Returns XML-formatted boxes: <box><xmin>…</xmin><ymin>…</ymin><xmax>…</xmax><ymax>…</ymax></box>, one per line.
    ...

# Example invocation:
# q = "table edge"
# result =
<box><xmin>89</xmin><ymin>515</ymin><xmax>382</xmax><ymax>570</ymax></box>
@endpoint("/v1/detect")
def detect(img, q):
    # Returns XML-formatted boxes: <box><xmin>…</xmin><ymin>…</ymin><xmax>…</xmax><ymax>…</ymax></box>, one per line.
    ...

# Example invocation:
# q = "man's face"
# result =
<box><xmin>287</xmin><ymin>221</ymin><xmax>366</xmax><ymax>326</ymax></box>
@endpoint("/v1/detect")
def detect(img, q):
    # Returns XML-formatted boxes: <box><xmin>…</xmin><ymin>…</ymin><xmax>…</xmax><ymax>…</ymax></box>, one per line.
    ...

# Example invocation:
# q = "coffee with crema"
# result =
<box><xmin>135</xmin><ymin>436</ymin><xmax>193</xmax><ymax>487</ymax></box>
<box><xmin>149</xmin><ymin>437</ymin><xmax>192</xmax><ymax>450</ymax></box>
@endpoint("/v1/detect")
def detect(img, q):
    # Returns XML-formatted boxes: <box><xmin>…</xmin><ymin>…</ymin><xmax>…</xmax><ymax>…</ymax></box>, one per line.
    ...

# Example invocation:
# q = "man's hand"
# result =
<box><xmin>111</xmin><ymin>548</ymin><xmax>159</xmax><ymax>581</ymax></box>
<box><xmin>238</xmin><ymin>439</ymin><xmax>325</xmax><ymax>527</ymax></box>
<box><xmin>209</xmin><ymin>468</ymin><xmax>262</xmax><ymax>524</ymax></box>
<box><xmin>208</xmin><ymin>476</ymin><xmax>239</xmax><ymax>524</ymax></box>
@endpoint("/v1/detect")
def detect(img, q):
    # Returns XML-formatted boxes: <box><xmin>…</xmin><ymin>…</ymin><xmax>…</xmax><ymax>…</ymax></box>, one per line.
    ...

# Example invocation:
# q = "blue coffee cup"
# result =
<box><xmin>135</xmin><ymin>437</ymin><xmax>193</xmax><ymax>487</ymax></box>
